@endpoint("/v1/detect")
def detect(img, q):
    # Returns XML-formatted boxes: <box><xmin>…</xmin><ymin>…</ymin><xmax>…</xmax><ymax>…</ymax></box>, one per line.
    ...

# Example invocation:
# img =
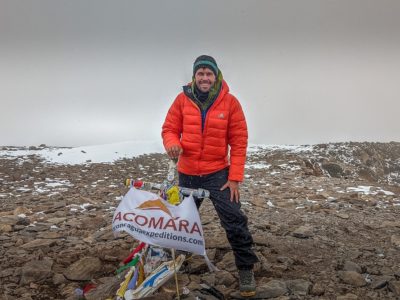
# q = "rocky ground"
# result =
<box><xmin>1</xmin><ymin>142</ymin><xmax>400</xmax><ymax>300</ymax></box>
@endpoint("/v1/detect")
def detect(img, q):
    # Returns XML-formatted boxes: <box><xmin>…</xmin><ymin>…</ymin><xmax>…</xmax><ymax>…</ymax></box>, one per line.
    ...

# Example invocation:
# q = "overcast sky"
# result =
<box><xmin>1</xmin><ymin>0</ymin><xmax>399</xmax><ymax>147</ymax></box>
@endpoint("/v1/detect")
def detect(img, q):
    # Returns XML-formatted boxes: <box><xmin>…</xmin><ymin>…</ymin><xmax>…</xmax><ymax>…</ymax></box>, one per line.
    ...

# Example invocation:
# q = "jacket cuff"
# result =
<box><xmin>228</xmin><ymin>165</ymin><xmax>244</xmax><ymax>182</ymax></box>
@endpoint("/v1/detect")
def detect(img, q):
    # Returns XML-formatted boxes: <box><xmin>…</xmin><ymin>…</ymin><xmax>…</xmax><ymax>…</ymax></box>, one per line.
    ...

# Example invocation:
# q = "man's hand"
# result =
<box><xmin>220</xmin><ymin>180</ymin><xmax>240</xmax><ymax>203</ymax></box>
<box><xmin>166</xmin><ymin>145</ymin><xmax>182</xmax><ymax>160</ymax></box>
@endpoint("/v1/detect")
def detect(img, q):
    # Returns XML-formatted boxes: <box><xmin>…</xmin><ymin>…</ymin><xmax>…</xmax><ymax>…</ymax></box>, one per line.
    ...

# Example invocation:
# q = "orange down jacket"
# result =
<box><xmin>162</xmin><ymin>80</ymin><xmax>248</xmax><ymax>182</ymax></box>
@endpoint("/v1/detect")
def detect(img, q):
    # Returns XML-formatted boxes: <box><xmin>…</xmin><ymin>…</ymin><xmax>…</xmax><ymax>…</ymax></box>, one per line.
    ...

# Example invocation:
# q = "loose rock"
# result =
<box><xmin>20</xmin><ymin>259</ymin><xmax>53</xmax><ymax>285</ymax></box>
<box><xmin>338</xmin><ymin>271</ymin><xmax>366</xmax><ymax>287</ymax></box>
<box><xmin>64</xmin><ymin>257</ymin><xmax>102</xmax><ymax>281</ymax></box>
<box><xmin>292</xmin><ymin>225</ymin><xmax>313</xmax><ymax>239</ymax></box>
<box><xmin>258</xmin><ymin>280</ymin><xmax>288</xmax><ymax>298</ymax></box>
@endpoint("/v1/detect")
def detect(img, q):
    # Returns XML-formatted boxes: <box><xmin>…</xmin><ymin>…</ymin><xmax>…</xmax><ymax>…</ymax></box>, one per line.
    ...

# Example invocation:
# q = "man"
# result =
<box><xmin>162</xmin><ymin>55</ymin><xmax>258</xmax><ymax>297</ymax></box>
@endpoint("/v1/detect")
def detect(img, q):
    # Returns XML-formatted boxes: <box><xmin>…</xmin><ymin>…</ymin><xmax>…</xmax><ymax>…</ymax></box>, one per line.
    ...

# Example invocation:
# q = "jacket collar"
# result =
<box><xmin>183</xmin><ymin>80</ymin><xmax>229</xmax><ymax>103</ymax></box>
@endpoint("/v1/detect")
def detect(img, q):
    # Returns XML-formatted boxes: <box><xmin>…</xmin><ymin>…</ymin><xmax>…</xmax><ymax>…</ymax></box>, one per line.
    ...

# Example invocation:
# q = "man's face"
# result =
<box><xmin>194</xmin><ymin>67</ymin><xmax>216</xmax><ymax>93</ymax></box>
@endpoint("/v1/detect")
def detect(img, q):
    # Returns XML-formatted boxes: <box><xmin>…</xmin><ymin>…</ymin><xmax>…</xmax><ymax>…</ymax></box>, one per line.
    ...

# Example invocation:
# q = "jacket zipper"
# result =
<box><xmin>187</xmin><ymin>99</ymin><xmax>203</xmax><ymax>174</ymax></box>
<box><xmin>187</xmin><ymin>90</ymin><xmax>224</xmax><ymax>175</ymax></box>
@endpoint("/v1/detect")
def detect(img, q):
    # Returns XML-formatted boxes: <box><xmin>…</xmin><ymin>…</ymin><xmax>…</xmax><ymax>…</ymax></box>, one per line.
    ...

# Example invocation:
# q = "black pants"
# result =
<box><xmin>179</xmin><ymin>167</ymin><xmax>259</xmax><ymax>270</ymax></box>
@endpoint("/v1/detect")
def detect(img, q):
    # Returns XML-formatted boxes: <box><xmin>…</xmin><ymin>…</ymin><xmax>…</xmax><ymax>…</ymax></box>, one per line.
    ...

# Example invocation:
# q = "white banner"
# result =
<box><xmin>112</xmin><ymin>188</ymin><xmax>206</xmax><ymax>256</ymax></box>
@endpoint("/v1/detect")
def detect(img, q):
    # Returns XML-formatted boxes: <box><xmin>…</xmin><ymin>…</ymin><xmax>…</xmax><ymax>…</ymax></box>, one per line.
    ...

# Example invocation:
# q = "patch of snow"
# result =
<box><xmin>67</xmin><ymin>203</ymin><xmax>92</xmax><ymax>212</ymax></box>
<box><xmin>346</xmin><ymin>186</ymin><xmax>395</xmax><ymax>196</ymax></box>
<box><xmin>35</xmin><ymin>188</ymin><xmax>49</xmax><ymax>194</ymax></box>
<box><xmin>248</xmin><ymin>144</ymin><xmax>314</xmax><ymax>153</ymax></box>
<box><xmin>15</xmin><ymin>187</ymin><xmax>31</xmax><ymax>193</ymax></box>
<box><xmin>45</xmin><ymin>180</ymin><xmax>73</xmax><ymax>188</ymax></box>
<box><xmin>0</xmin><ymin>140</ymin><xmax>164</xmax><ymax>165</ymax></box>
<box><xmin>267</xmin><ymin>200</ymin><xmax>275</xmax><ymax>207</ymax></box>
<box><xmin>47</xmin><ymin>192</ymin><xmax>60</xmax><ymax>197</ymax></box>
<box><xmin>80</xmin><ymin>203</ymin><xmax>92</xmax><ymax>210</ymax></box>
<box><xmin>278</xmin><ymin>163</ymin><xmax>301</xmax><ymax>171</ymax></box>
<box><xmin>347</xmin><ymin>186</ymin><xmax>373</xmax><ymax>194</ymax></box>
<box><xmin>382</xmin><ymin>190</ymin><xmax>395</xmax><ymax>196</ymax></box>
<box><xmin>246</xmin><ymin>163</ymin><xmax>271</xmax><ymax>169</ymax></box>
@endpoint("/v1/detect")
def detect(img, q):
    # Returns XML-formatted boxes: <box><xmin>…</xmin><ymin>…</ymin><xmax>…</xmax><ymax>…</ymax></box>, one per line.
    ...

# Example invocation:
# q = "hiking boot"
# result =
<box><xmin>238</xmin><ymin>269</ymin><xmax>256</xmax><ymax>297</ymax></box>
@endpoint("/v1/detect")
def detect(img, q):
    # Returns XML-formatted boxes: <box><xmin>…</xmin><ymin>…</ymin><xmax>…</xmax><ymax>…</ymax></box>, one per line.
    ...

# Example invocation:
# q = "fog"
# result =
<box><xmin>1</xmin><ymin>0</ymin><xmax>399</xmax><ymax>147</ymax></box>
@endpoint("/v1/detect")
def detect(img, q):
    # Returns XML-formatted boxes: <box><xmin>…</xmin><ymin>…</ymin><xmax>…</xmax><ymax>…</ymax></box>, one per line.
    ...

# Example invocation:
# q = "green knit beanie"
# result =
<box><xmin>193</xmin><ymin>55</ymin><xmax>218</xmax><ymax>76</ymax></box>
